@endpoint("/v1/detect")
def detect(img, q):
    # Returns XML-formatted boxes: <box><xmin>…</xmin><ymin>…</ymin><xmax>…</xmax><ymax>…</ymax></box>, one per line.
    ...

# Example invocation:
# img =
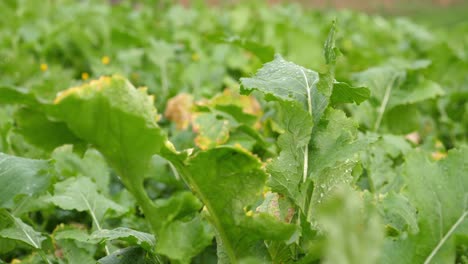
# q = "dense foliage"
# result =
<box><xmin>0</xmin><ymin>1</ymin><xmax>467</xmax><ymax>263</ymax></box>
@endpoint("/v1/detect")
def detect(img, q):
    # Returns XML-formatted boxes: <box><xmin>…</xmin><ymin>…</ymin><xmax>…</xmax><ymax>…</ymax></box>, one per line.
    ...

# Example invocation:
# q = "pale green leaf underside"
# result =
<box><xmin>47</xmin><ymin>177</ymin><xmax>126</xmax><ymax>224</ymax></box>
<box><xmin>0</xmin><ymin>153</ymin><xmax>52</xmax><ymax>208</ymax></box>
<box><xmin>0</xmin><ymin>210</ymin><xmax>46</xmax><ymax>249</ymax></box>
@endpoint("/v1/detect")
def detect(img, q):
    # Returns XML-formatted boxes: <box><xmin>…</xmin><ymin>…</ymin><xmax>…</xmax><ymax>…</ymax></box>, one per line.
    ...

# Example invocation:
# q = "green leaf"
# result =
<box><xmin>49</xmin><ymin>75</ymin><xmax>174</xmax><ymax>230</ymax></box>
<box><xmin>361</xmin><ymin>134</ymin><xmax>411</xmax><ymax>193</ymax></box>
<box><xmin>173</xmin><ymin>147</ymin><xmax>297</xmax><ymax>262</ymax></box>
<box><xmin>317</xmin><ymin>21</ymin><xmax>340</xmax><ymax>98</ymax></box>
<box><xmin>240</xmin><ymin>54</ymin><xmax>319</xmax><ymax>108</ymax></box>
<box><xmin>381</xmin><ymin>146</ymin><xmax>468</xmax><ymax>263</ymax></box>
<box><xmin>145</xmin><ymin>192</ymin><xmax>214</xmax><ymax>262</ymax></box>
<box><xmin>211</xmin><ymin>36</ymin><xmax>275</xmax><ymax>63</ymax></box>
<box><xmin>378</xmin><ymin>192</ymin><xmax>419</xmax><ymax>236</ymax></box>
<box><xmin>0</xmin><ymin>153</ymin><xmax>52</xmax><ymax>208</ymax></box>
<box><xmin>267</xmin><ymin>100</ymin><xmax>312</xmax><ymax>212</ymax></box>
<box><xmin>316</xmin><ymin>186</ymin><xmax>384</xmax><ymax>264</ymax></box>
<box><xmin>13</xmin><ymin>107</ymin><xmax>82</xmax><ymax>152</ymax></box>
<box><xmin>56</xmin><ymin>239</ymin><xmax>96</xmax><ymax>264</ymax></box>
<box><xmin>52</xmin><ymin>145</ymin><xmax>110</xmax><ymax>194</ymax></box>
<box><xmin>193</xmin><ymin>112</ymin><xmax>231</xmax><ymax>150</ymax></box>
<box><xmin>91</xmin><ymin>227</ymin><xmax>155</xmax><ymax>252</ymax></box>
<box><xmin>54</xmin><ymin>227</ymin><xmax>92</xmax><ymax>244</ymax></box>
<box><xmin>150</xmin><ymin>191</ymin><xmax>203</xmax><ymax>231</ymax></box>
<box><xmin>323</xmin><ymin>20</ymin><xmax>339</xmax><ymax>66</ymax></box>
<box><xmin>47</xmin><ymin>177</ymin><xmax>126</xmax><ymax>225</ymax></box>
<box><xmin>330</xmin><ymin>82</ymin><xmax>370</xmax><ymax>105</ymax></box>
<box><xmin>0</xmin><ymin>209</ymin><xmax>46</xmax><ymax>249</ymax></box>
<box><xmin>50</xmin><ymin>75</ymin><xmax>171</xmax><ymax>195</ymax></box>
<box><xmin>351</xmin><ymin>63</ymin><xmax>444</xmax><ymax>132</ymax></box>
<box><xmin>98</xmin><ymin>246</ymin><xmax>158</xmax><ymax>264</ymax></box>
<box><xmin>308</xmin><ymin>109</ymin><xmax>375</xmax><ymax>219</ymax></box>
<box><xmin>156</xmin><ymin>216</ymin><xmax>213</xmax><ymax>263</ymax></box>
<box><xmin>0</xmin><ymin>86</ymin><xmax>38</xmax><ymax>106</ymax></box>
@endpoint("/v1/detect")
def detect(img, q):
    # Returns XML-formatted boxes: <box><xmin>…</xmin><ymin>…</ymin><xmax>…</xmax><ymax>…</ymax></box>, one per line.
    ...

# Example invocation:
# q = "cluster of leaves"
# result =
<box><xmin>0</xmin><ymin>1</ymin><xmax>467</xmax><ymax>263</ymax></box>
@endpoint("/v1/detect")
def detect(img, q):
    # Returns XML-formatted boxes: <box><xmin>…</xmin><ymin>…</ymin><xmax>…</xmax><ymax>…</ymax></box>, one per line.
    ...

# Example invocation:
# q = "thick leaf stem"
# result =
<box><xmin>301</xmin><ymin>69</ymin><xmax>312</xmax><ymax>183</ymax></box>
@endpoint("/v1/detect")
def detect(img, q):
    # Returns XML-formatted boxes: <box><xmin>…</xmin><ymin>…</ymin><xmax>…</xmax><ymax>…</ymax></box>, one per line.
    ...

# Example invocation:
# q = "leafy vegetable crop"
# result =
<box><xmin>0</xmin><ymin>1</ymin><xmax>467</xmax><ymax>264</ymax></box>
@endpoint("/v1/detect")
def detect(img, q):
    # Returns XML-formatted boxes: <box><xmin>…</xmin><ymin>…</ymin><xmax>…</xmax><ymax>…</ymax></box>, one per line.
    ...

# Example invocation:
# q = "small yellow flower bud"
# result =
<box><xmin>101</xmin><ymin>56</ymin><xmax>110</xmax><ymax>65</ymax></box>
<box><xmin>81</xmin><ymin>72</ymin><xmax>89</xmax><ymax>80</ymax></box>
<box><xmin>40</xmin><ymin>63</ymin><xmax>48</xmax><ymax>72</ymax></box>
<box><xmin>191</xmin><ymin>53</ymin><xmax>200</xmax><ymax>61</ymax></box>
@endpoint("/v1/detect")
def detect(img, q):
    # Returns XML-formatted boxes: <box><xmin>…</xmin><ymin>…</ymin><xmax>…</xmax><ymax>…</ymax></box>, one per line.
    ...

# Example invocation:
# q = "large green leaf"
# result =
<box><xmin>50</xmin><ymin>75</ymin><xmax>171</xmax><ymax>196</ymax></box>
<box><xmin>173</xmin><ymin>147</ymin><xmax>297</xmax><ymax>263</ymax></box>
<box><xmin>50</xmin><ymin>76</ymin><xmax>214</xmax><ymax>263</ymax></box>
<box><xmin>49</xmin><ymin>75</ymin><xmax>173</xmax><ymax>225</ymax></box>
<box><xmin>381</xmin><ymin>146</ymin><xmax>468</xmax><ymax>263</ymax></box>
<box><xmin>0</xmin><ymin>153</ymin><xmax>52</xmax><ymax>208</ymax></box>
<box><xmin>0</xmin><ymin>209</ymin><xmax>46</xmax><ymax>249</ymax></box>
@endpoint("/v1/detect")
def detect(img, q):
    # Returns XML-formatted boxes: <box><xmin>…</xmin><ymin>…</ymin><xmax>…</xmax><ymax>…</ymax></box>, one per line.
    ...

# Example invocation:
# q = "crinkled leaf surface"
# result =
<box><xmin>240</xmin><ymin>54</ymin><xmax>319</xmax><ymax>108</ymax></box>
<box><xmin>381</xmin><ymin>146</ymin><xmax>468</xmax><ymax>263</ymax></box>
<box><xmin>0</xmin><ymin>209</ymin><xmax>46</xmax><ymax>249</ymax></box>
<box><xmin>240</xmin><ymin>55</ymin><xmax>328</xmax><ymax>128</ymax></box>
<box><xmin>0</xmin><ymin>153</ymin><xmax>52</xmax><ymax>208</ymax></box>
<box><xmin>308</xmin><ymin>109</ymin><xmax>375</xmax><ymax>219</ymax></box>
<box><xmin>267</xmin><ymin>100</ymin><xmax>312</xmax><ymax>212</ymax></box>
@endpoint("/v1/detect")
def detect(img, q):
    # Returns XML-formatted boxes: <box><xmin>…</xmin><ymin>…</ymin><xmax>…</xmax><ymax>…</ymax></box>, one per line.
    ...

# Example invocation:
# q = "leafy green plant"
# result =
<box><xmin>0</xmin><ymin>1</ymin><xmax>467</xmax><ymax>263</ymax></box>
